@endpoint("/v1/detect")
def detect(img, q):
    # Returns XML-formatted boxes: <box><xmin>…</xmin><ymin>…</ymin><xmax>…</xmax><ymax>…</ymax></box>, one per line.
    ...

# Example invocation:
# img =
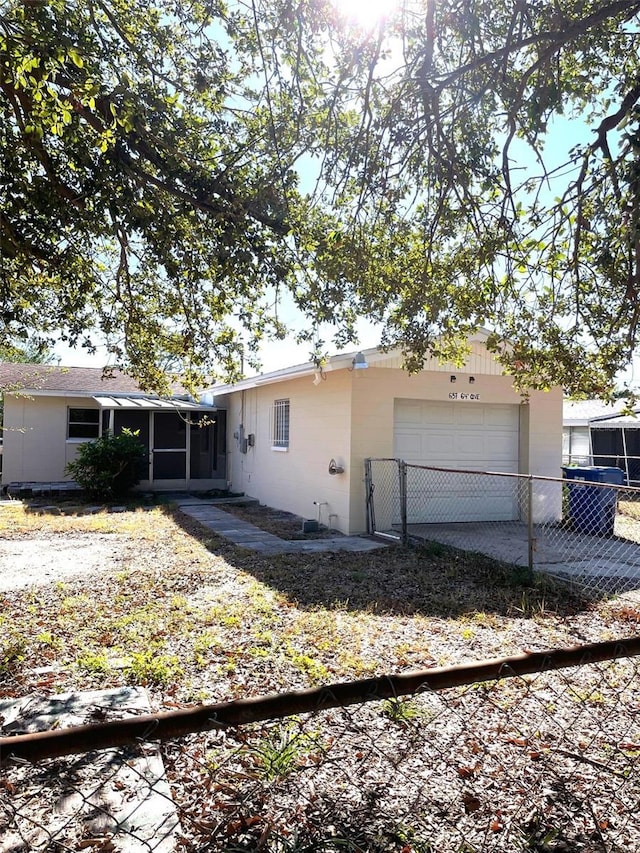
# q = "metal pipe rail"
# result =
<box><xmin>2</xmin><ymin>637</ymin><xmax>639</xmax><ymax>765</ymax></box>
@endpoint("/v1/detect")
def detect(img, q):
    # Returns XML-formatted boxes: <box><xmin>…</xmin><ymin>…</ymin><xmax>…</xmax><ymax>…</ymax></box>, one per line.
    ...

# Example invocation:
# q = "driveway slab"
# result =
<box><xmin>408</xmin><ymin>520</ymin><xmax>640</xmax><ymax>591</ymax></box>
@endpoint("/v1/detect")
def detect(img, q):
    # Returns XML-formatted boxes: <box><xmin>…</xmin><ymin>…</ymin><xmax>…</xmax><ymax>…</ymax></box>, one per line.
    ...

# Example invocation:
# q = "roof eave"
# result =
<box><xmin>207</xmin><ymin>333</ymin><xmax>497</xmax><ymax>396</ymax></box>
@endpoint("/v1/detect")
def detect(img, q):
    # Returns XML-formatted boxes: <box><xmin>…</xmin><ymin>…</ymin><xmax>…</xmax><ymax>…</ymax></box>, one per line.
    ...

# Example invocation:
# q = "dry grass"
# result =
<box><xmin>0</xmin><ymin>500</ymin><xmax>617</xmax><ymax>699</ymax></box>
<box><xmin>218</xmin><ymin>500</ymin><xmax>339</xmax><ymax>539</ymax></box>
<box><xmin>0</xmin><ymin>500</ymin><xmax>164</xmax><ymax>537</ymax></box>
<box><xmin>2</xmin><ymin>501</ymin><xmax>640</xmax><ymax>851</ymax></box>
<box><xmin>0</xmin><ymin>500</ymin><xmax>603</xmax><ymax>699</ymax></box>
<box><xmin>619</xmin><ymin>498</ymin><xmax>640</xmax><ymax>521</ymax></box>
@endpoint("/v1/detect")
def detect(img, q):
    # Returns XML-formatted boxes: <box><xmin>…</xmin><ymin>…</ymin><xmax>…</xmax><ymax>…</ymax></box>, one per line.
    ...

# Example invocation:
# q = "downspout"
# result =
<box><xmin>240</xmin><ymin>389</ymin><xmax>245</xmax><ymax>490</ymax></box>
<box><xmin>148</xmin><ymin>411</ymin><xmax>154</xmax><ymax>483</ymax></box>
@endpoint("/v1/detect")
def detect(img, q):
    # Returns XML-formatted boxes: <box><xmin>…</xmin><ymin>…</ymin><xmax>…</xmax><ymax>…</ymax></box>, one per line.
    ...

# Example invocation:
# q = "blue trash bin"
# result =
<box><xmin>562</xmin><ymin>466</ymin><xmax>624</xmax><ymax>536</ymax></box>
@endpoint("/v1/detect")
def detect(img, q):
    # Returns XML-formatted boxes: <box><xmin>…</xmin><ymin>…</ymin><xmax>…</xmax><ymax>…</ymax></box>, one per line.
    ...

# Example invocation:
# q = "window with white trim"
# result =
<box><xmin>67</xmin><ymin>407</ymin><xmax>100</xmax><ymax>439</ymax></box>
<box><xmin>272</xmin><ymin>399</ymin><xmax>290</xmax><ymax>449</ymax></box>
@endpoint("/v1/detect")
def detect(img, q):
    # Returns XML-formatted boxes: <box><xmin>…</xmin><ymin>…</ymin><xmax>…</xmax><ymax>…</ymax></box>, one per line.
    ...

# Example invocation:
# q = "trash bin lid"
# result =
<box><xmin>562</xmin><ymin>465</ymin><xmax>624</xmax><ymax>483</ymax></box>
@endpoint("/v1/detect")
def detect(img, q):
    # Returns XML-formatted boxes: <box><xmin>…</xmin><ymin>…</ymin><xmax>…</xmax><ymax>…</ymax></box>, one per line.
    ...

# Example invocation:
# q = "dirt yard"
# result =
<box><xmin>0</xmin><ymin>531</ymin><xmax>142</xmax><ymax>591</ymax></box>
<box><xmin>3</xmin><ymin>500</ymin><xmax>640</xmax><ymax>851</ymax></box>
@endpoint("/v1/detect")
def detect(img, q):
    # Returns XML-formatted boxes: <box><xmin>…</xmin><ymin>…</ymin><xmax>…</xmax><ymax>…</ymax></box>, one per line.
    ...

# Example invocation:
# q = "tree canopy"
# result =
<box><xmin>2</xmin><ymin>0</ymin><xmax>640</xmax><ymax>394</ymax></box>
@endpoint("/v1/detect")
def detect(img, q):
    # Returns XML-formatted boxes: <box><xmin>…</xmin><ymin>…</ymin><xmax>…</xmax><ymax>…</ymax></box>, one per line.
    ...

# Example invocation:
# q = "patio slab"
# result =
<box><xmin>407</xmin><ymin>520</ymin><xmax>640</xmax><ymax>591</ymax></box>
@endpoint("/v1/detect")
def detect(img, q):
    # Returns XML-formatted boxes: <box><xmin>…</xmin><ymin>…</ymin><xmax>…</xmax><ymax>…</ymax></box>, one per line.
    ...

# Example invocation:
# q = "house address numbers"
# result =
<box><xmin>448</xmin><ymin>392</ymin><xmax>480</xmax><ymax>400</ymax></box>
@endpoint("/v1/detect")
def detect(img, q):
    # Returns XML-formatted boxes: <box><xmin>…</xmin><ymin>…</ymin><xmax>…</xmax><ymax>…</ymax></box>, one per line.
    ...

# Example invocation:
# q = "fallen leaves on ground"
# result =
<box><xmin>2</xmin><ymin>501</ymin><xmax>640</xmax><ymax>850</ymax></box>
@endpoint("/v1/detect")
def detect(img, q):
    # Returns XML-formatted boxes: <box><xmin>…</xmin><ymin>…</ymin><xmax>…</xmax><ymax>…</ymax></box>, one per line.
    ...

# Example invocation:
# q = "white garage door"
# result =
<box><xmin>393</xmin><ymin>399</ymin><xmax>520</xmax><ymax>523</ymax></box>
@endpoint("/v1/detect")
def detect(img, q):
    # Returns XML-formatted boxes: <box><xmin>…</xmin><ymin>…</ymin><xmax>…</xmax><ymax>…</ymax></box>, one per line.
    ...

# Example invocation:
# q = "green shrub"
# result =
<box><xmin>66</xmin><ymin>429</ymin><xmax>146</xmax><ymax>501</ymax></box>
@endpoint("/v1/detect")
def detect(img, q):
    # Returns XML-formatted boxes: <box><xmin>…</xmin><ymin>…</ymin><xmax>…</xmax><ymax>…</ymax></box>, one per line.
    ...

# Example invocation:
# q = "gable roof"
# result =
<box><xmin>0</xmin><ymin>363</ymin><xmax>191</xmax><ymax>397</ymax></box>
<box><xmin>206</xmin><ymin>332</ymin><xmax>498</xmax><ymax>399</ymax></box>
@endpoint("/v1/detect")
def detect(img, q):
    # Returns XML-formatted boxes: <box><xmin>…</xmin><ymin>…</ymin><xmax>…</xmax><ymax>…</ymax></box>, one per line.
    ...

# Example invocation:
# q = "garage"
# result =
<box><xmin>393</xmin><ymin>399</ymin><xmax>521</xmax><ymax>523</ymax></box>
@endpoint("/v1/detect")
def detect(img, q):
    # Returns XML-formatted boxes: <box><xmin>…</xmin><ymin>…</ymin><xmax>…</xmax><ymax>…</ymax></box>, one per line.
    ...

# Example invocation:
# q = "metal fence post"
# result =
<box><xmin>527</xmin><ymin>475</ymin><xmax>534</xmax><ymax>581</ymax></box>
<box><xmin>399</xmin><ymin>459</ymin><xmax>408</xmax><ymax>545</ymax></box>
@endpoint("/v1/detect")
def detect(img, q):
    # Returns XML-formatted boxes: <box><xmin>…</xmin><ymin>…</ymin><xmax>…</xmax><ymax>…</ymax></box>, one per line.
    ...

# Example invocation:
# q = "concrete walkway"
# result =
<box><xmin>176</xmin><ymin>500</ymin><xmax>386</xmax><ymax>555</ymax></box>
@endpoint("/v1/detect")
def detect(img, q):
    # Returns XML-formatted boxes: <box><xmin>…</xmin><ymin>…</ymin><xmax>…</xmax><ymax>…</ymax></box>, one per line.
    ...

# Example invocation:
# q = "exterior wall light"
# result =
<box><xmin>450</xmin><ymin>375</ymin><xmax>457</xmax><ymax>383</ymax></box>
<box><xmin>351</xmin><ymin>352</ymin><xmax>369</xmax><ymax>370</ymax></box>
<box><xmin>469</xmin><ymin>376</ymin><xmax>475</xmax><ymax>384</ymax></box>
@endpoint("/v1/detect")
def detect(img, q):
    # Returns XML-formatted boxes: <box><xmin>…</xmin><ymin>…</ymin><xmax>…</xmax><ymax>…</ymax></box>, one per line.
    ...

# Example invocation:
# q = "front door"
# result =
<box><xmin>189</xmin><ymin>411</ymin><xmax>226</xmax><ymax>481</ymax></box>
<box><xmin>152</xmin><ymin>412</ymin><xmax>187</xmax><ymax>480</ymax></box>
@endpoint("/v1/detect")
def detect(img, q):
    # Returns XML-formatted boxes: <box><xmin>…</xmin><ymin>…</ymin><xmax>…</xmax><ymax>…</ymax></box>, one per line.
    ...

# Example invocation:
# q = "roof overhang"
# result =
<box><xmin>92</xmin><ymin>395</ymin><xmax>216</xmax><ymax>412</ymax></box>
<box><xmin>589</xmin><ymin>415</ymin><xmax>640</xmax><ymax>429</ymax></box>
<box><xmin>563</xmin><ymin>399</ymin><xmax>636</xmax><ymax>427</ymax></box>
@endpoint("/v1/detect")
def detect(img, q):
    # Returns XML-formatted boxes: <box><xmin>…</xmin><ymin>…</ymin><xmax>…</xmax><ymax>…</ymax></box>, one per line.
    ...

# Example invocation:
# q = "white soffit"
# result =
<box><xmin>92</xmin><ymin>396</ymin><xmax>213</xmax><ymax>411</ymax></box>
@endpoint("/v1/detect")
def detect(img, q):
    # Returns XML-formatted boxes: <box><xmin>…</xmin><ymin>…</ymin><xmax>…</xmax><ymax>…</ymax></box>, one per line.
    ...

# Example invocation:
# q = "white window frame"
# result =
<box><xmin>272</xmin><ymin>399</ymin><xmax>290</xmax><ymax>450</ymax></box>
<box><xmin>67</xmin><ymin>407</ymin><xmax>100</xmax><ymax>440</ymax></box>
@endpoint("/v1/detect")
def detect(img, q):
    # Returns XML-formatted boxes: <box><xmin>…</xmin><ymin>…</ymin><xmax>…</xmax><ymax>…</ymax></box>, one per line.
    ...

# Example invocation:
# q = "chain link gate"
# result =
<box><xmin>365</xmin><ymin>457</ymin><xmax>408</xmax><ymax>544</ymax></box>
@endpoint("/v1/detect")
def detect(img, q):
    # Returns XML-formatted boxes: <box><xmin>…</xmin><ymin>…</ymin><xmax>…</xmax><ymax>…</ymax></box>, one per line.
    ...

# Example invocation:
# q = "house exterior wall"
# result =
<box><xmin>1</xmin><ymin>393</ymin><xmax>96</xmax><ymax>485</ymax></box>
<box><xmin>372</xmin><ymin>339</ymin><xmax>506</xmax><ymax>375</ymax></box>
<box><xmin>2</xmin><ymin>394</ymin><xmax>226</xmax><ymax>490</ymax></box>
<box><xmin>522</xmin><ymin>388</ymin><xmax>564</xmax><ymax>522</ymax></box>
<box><xmin>525</xmin><ymin>388</ymin><xmax>564</xmax><ymax>476</ymax></box>
<box><xmin>218</xmin><ymin>371</ymin><xmax>354</xmax><ymax>532</ymax></box>
<box><xmin>220</xmin><ymin>362</ymin><xmax>563</xmax><ymax>534</ymax></box>
<box><xmin>347</xmin><ymin>368</ymin><xmax>557</xmax><ymax>532</ymax></box>
<box><xmin>562</xmin><ymin>425</ymin><xmax>591</xmax><ymax>465</ymax></box>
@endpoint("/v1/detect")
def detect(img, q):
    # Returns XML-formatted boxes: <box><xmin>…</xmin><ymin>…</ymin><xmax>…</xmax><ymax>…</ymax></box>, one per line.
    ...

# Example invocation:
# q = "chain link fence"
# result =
<box><xmin>2</xmin><ymin>638</ymin><xmax>640</xmax><ymax>852</ymax></box>
<box><xmin>365</xmin><ymin>459</ymin><xmax>640</xmax><ymax>596</ymax></box>
<box><xmin>4</xmin><ymin>476</ymin><xmax>640</xmax><ymax>851</ymax></box>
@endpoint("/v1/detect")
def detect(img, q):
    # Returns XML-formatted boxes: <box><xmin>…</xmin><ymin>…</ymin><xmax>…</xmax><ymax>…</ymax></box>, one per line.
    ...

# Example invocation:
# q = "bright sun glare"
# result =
<box><xmin>335</xmin><ymin>0</ymin><xmax>399</xmax><ymax>29</ymax></box>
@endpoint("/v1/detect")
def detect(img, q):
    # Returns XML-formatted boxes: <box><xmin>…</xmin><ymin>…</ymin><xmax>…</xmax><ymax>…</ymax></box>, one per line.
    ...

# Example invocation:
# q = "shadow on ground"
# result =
<box><xmin>170</xmin><ymin>506</ymin><xmax>595</xmax><ymax>620</ymax></box>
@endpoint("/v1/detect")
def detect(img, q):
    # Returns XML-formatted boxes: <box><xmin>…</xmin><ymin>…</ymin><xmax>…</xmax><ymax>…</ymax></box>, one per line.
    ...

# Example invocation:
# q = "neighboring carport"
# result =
<box><xmin>589</xmin><ymin>415</ymin><xmax>640</xmax><ymax>486</ymax></box>
<box><xmin>563</xmin><ymin>399</ymin><xmax>640</xmax><ymax>485</ymax></box>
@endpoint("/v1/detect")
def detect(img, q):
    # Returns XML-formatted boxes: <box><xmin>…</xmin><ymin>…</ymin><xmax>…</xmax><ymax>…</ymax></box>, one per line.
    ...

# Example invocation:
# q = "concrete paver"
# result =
<box><xmin>176</xmin><ymin>502</ymin><xmax>386</xmax><ymax>554</ymax></box>
<box><xmin>0</xmin><ymin>687</ymin><xmax>180</xmax><ymax>853</ymax></box>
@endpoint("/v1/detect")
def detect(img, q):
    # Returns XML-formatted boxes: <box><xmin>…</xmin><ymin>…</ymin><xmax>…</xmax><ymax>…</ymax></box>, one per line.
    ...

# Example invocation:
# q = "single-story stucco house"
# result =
<box><xmin>0</xmin><ymin>363</ymin><xmax>226</xmax><ymax>492</ymax></box>
<box><xmin>563</xmin><ymin>399</ymin><xmax>640</xmax><ymax>484</ymax></box>
<box><xmin>203</xmin><ymin>334</ymin><xmax>563</xmax><ymax>534</ymax></box>
<box><xmin>1</xmin><ymin>335</ymin><xmax>562</xmax><ymax>532</ymax></box>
